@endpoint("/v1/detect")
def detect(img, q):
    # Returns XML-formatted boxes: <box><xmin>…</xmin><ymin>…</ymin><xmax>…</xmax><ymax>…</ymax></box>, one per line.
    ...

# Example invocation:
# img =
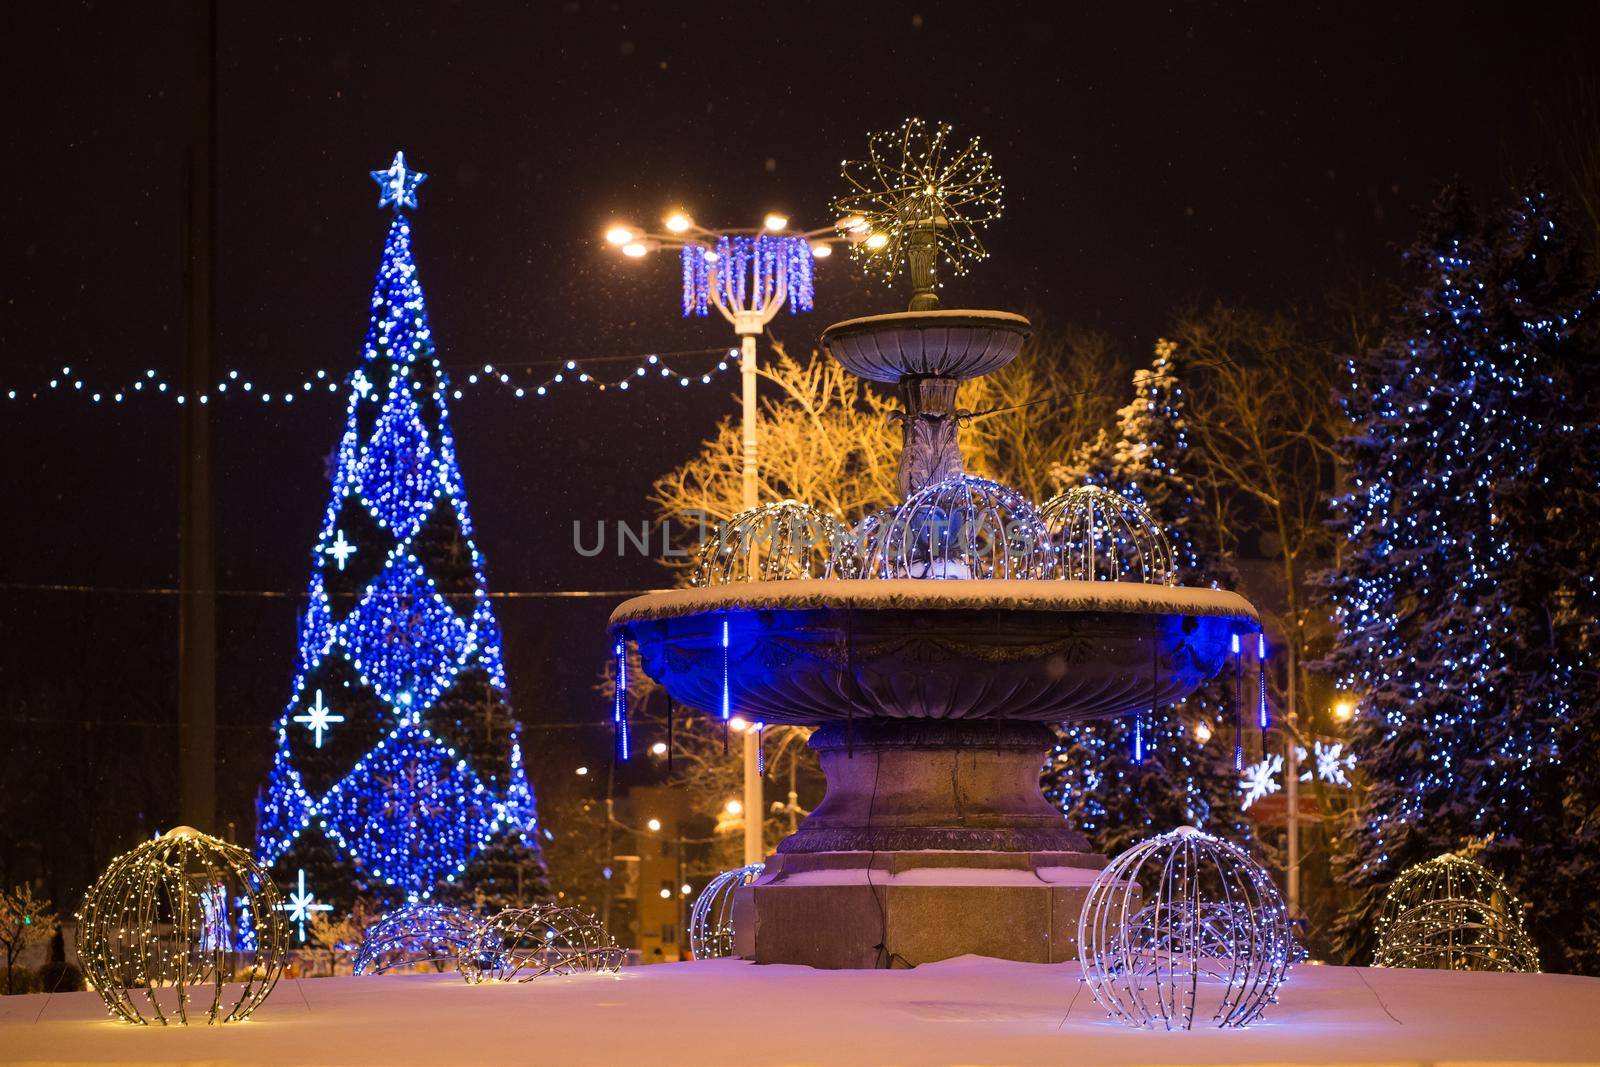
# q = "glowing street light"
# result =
<box><xmin>1332</xmin><ymin>699</ymin><xmax>1355</xmax><ymax>723</ymax></box>
<box><xmin>724</xmin><ymin>799</ymin><xmax>743</xmax><ymax>816</ymax></box>
<box><xmin>604</xmin><ymin>206</ymin><xmax>848</xmax><ymax>869</ymax></box>
<box><xmin>646</xmin><ymin>818</ymin><xmax>662</xmax><ymax>833</ymax></box>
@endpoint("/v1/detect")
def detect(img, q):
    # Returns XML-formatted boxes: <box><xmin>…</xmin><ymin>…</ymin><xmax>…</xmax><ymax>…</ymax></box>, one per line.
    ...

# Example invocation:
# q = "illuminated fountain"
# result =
<box><xmin>610</xmin><ymin>119</ymin><xmax>1259</xmax><ymax>968</ymax></box>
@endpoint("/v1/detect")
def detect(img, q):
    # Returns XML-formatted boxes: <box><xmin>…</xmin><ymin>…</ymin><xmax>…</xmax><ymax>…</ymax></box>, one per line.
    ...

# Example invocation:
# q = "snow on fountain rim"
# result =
<box><xmin>610</xmin><ymin>578</ymin><xmax>1257</xmax><ymax>627</ymax></box>
<box><xmin>820</xmin><ymin>307</ymin><xmax>1033</xmax><ymax>333</ymax></box>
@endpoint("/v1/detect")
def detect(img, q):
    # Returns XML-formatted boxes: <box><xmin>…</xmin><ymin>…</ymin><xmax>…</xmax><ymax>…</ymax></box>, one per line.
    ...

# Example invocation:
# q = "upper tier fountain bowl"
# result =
<box><xmin>613</xmin><ymin>579</ymin><xmax>1257</xmax><ymax>727</ymax></box>
<box><xmin>819</xmin><ymin>309</ymin><xmax>1032</xmax><ymax>383</ymax></box>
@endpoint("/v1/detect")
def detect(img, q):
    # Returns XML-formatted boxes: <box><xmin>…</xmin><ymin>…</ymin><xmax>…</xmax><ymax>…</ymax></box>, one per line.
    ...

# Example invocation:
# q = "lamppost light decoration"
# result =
<box><xmin>832</xmin><ymin>117</ymin><xmax>1004</xmax><ymax>310</ymax></box>
<box><xmin>681</xmin><ymin>235</ymin><xmax>815</xmax><ymax>318</ymax></box>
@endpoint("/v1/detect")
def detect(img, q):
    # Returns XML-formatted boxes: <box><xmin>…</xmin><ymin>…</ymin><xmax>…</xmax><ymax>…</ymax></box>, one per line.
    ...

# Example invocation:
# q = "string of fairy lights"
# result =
<box><xmin>1</xmin><ymin>347</ymin><xmax>740</xmax><ymax>406</ymax></box>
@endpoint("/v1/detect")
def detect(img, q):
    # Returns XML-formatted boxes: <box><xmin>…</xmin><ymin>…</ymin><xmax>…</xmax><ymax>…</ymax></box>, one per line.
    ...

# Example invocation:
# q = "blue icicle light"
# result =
<box><xmin>614</xmin><ymin>637</ymin><xmax>631</xmax><ymax>762</ymax></box>
<box><xmin>681</xmin><ymin>235</ymin><xmax>815</xmax><ymax>317</ymax></box>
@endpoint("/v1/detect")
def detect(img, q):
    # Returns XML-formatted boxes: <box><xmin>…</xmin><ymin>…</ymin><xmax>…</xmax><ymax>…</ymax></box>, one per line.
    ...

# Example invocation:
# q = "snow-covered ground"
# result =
<box><xmin>3</xmin><ymin>956</ymin><xmax>1597</xmax><ymax>1067</ymax></box>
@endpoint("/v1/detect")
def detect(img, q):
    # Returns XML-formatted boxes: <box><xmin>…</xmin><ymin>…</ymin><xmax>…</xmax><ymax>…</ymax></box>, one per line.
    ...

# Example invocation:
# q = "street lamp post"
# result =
<box><xmin>606</xmin><ymin>210</ymin><xmax>849</xmax><ymax>866</ymax></box>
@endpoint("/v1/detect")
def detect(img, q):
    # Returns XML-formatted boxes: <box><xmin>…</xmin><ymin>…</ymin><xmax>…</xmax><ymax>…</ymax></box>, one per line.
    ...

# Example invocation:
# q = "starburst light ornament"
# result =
<box><xmin>833</xmin><ymin>117</ymin><xmax>1004</xmax><ymax>310</ymax></box>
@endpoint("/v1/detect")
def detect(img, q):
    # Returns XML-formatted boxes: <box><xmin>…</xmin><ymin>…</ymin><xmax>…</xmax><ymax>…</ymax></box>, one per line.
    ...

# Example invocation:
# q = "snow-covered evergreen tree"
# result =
<box><xmin>1043</xmin><ymin>340</ymin><xmax>1246</xmax><ymax>855</ymax></box>
<box><xmin>255</xmin><ymin>154</ymin><xmax>547</xmax><ymax>920</ymax></box>
<box><xmin>1326</xmin><ymin>181</ymin><xmax>1600</xmax><ymax>971</ymax></box>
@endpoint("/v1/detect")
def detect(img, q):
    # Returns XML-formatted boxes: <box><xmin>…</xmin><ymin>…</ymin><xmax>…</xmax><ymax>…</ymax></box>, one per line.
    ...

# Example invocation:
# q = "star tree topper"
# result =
<box><xmin>371</xmin><ymin>150</ymin><xmax>427</xmax><ymax>211</ymax></box>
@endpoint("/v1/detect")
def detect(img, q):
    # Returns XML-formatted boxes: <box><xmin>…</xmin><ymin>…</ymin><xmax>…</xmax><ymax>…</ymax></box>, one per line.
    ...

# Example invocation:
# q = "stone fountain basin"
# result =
<box><xmin>819</xmin><ymin>309</ymin><xmax>1032</xmax><ymax>383</ymax></box>
<box><xmin>611</xmin><ymin>579</ymin><xmax>1259</xmax><ymax>727</ymax></box>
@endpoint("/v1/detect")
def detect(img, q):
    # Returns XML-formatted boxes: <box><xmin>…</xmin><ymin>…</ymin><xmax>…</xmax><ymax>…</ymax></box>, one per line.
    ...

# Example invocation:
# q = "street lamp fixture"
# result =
<box><xmin>604</xmin><ymin>207</ymin><xmax>850</xmax><ymax>869</ymax></box>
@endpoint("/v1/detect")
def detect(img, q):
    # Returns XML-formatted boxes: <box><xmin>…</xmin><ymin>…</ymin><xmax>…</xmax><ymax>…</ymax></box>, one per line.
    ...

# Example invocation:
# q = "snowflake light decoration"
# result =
<box><xmin>1304</xmin><ymin>741</ymin><xmax>1356</xmax><ymax>788</ymax></box>
<box><xmin>833</xmin><ymin>118</ymin><xmax>1003</xmax><ymax>308</ymax></box>
<box><xmin>1239</xmin><ymin>754</ymin><xmax>1283</xmax><ymax>810</ymax></box>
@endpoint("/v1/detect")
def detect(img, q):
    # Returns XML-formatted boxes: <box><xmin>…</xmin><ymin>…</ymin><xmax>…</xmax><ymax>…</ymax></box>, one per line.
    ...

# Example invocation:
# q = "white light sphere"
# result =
<box><xmin>1373</xmin><ymin>853</ymin><xmax>1539</xmax><ymax>972</ymax></box>
<box><xmin>689</xmin><ymin>863</ymin><xmax>764</xmax><ymax>960</ymax></box>
<box><xmin>352</xmin><ymin>903</ymin><xmax>486</xmax><ymax>976</ymax></box>
<box><xmin>77</xmin><ymin>826</ymin><xmax>288</xmax><ymax>1025</ymax></box>
<box><xmin>461</xmin><ymin>904</ymin><xmax>624</xmax><ymax>982</ymax></box>
<box><xmin>1079</xmin><ymin>826</ymin><xmax>1292</xmax><ymax>1029</ymax></box>
<box><xmin>1040</xmin><ymin>484</ymin><xmax>1176</xmax><ymax>585</ymax></box>
<box><xmin>693</xmin><ymin>499</ymin><xmax>850</xmax><ymax>586</ymax></box>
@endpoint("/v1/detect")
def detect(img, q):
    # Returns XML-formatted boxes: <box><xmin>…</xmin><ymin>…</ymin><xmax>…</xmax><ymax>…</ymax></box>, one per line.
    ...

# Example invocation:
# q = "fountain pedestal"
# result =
<box><xmin>781</xmin><ymin>720</ymin><xmax>1086</xmax><ymax>854</ymax></box>
<box><xmin>732</xmin><ymin>719</ymin><xmax>1102</xmax><ymax>968</ymax></box>
<box><xmin>733</xmin><ymin>849</ymin><xmax>1104</xmax><ymax>969</ymax></box>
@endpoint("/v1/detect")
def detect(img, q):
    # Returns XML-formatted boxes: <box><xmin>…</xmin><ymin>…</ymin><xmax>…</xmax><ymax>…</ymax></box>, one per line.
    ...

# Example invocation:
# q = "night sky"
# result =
<box><xmin>3</xmin><ymin>2</ymin><xmax>1597</xmax><ymax>843</ymax></box>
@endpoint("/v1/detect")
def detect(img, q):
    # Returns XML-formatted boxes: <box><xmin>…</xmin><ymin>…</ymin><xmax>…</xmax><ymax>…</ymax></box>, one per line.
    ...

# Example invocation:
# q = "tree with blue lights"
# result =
<box><xmin>1327</xmin><ymin>181</ymin><xmax>1600</xmax><ymax>971</ymax></box>
<box><xmin>1043</xmin><ymin>339</ymin><xmax>1246</xmax><ymax>855</ymax></box>
<box><xmin>255</xmin><ymin>153</ymin><xmax>547</xmax><ymax>919</ymax></box>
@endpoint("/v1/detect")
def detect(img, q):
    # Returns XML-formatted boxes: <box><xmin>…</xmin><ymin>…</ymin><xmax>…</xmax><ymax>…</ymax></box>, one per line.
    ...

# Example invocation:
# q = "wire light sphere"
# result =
<box><xmin>859</xmin><ymin>474</ymin><xmax>1052</xmax><ymax>580</ymax></box>
<box><xmin>689</xmin><ymin>863</ymin><xmax>764</xmax><ymax>960</ymax></box>
<box><xmin>352</xmin><ymin>903</ymin><xmax>486</xmax><ymax>976</ymax></box>
<box><xmin>833</xmin><ymin>117</ymin><xmax>1004</xmax><ymax>289</ymax></box>
<box><xmin>77</xmin><ymin>826</ymin><xmax>288</xmax><ymax>1026</ymax></box>
<box><xmin>1079</xmin><ymin>827</ymin><xmax>1292</xmax><ymax>1030</ymax></box>
<box><xmin>1373</xmin><ymin>853</ymin><xmax>1540</xmax><ymax>973</ymax></box>
<box><xmin>693</xmin><ymin>500</ymin><xmax>851</xmax><ymax>586</ymax></box>
<box><xmin>1041</xmin><ymin>485</ymin><xmax>1177</xmax><ymax>585</ymax></box>
<box><xmin>461</xmin><ymin>904</ymin><xmax>625</xmax><ymax>983</ymax></box>
<box><xmin>682</xmin><ymin>234</ymin><xmax>816</xmax><ymax>317</ymax></box>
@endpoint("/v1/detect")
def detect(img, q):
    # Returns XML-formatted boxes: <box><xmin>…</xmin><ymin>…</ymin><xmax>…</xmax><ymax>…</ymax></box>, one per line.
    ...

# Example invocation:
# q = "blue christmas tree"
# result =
<box><xmin>256</xmin><ymin>153</ymin><xmax>546</xmax><ymax>922</ymax></box>
<box><xmin>1326</xmin><ymin>181</ymin><xmax>1600</xmax><ymax>970</ymax></box>
<box><xmin>1042</xmin><ymin>339</ymin><xmax>1247</xmax><ymax>854</ymax></box>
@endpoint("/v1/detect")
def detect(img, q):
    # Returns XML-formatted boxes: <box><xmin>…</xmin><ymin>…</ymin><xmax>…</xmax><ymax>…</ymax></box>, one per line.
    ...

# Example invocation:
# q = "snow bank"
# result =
<box><xmin>611</xmin><ymin>578</ymin><xmax>1259</xmax><ymax>628</ymax></box>
<box><xmin>4</xmin><ymin>957</ymin><xmax>1596</xmax><ymax>1067</ymax></box>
